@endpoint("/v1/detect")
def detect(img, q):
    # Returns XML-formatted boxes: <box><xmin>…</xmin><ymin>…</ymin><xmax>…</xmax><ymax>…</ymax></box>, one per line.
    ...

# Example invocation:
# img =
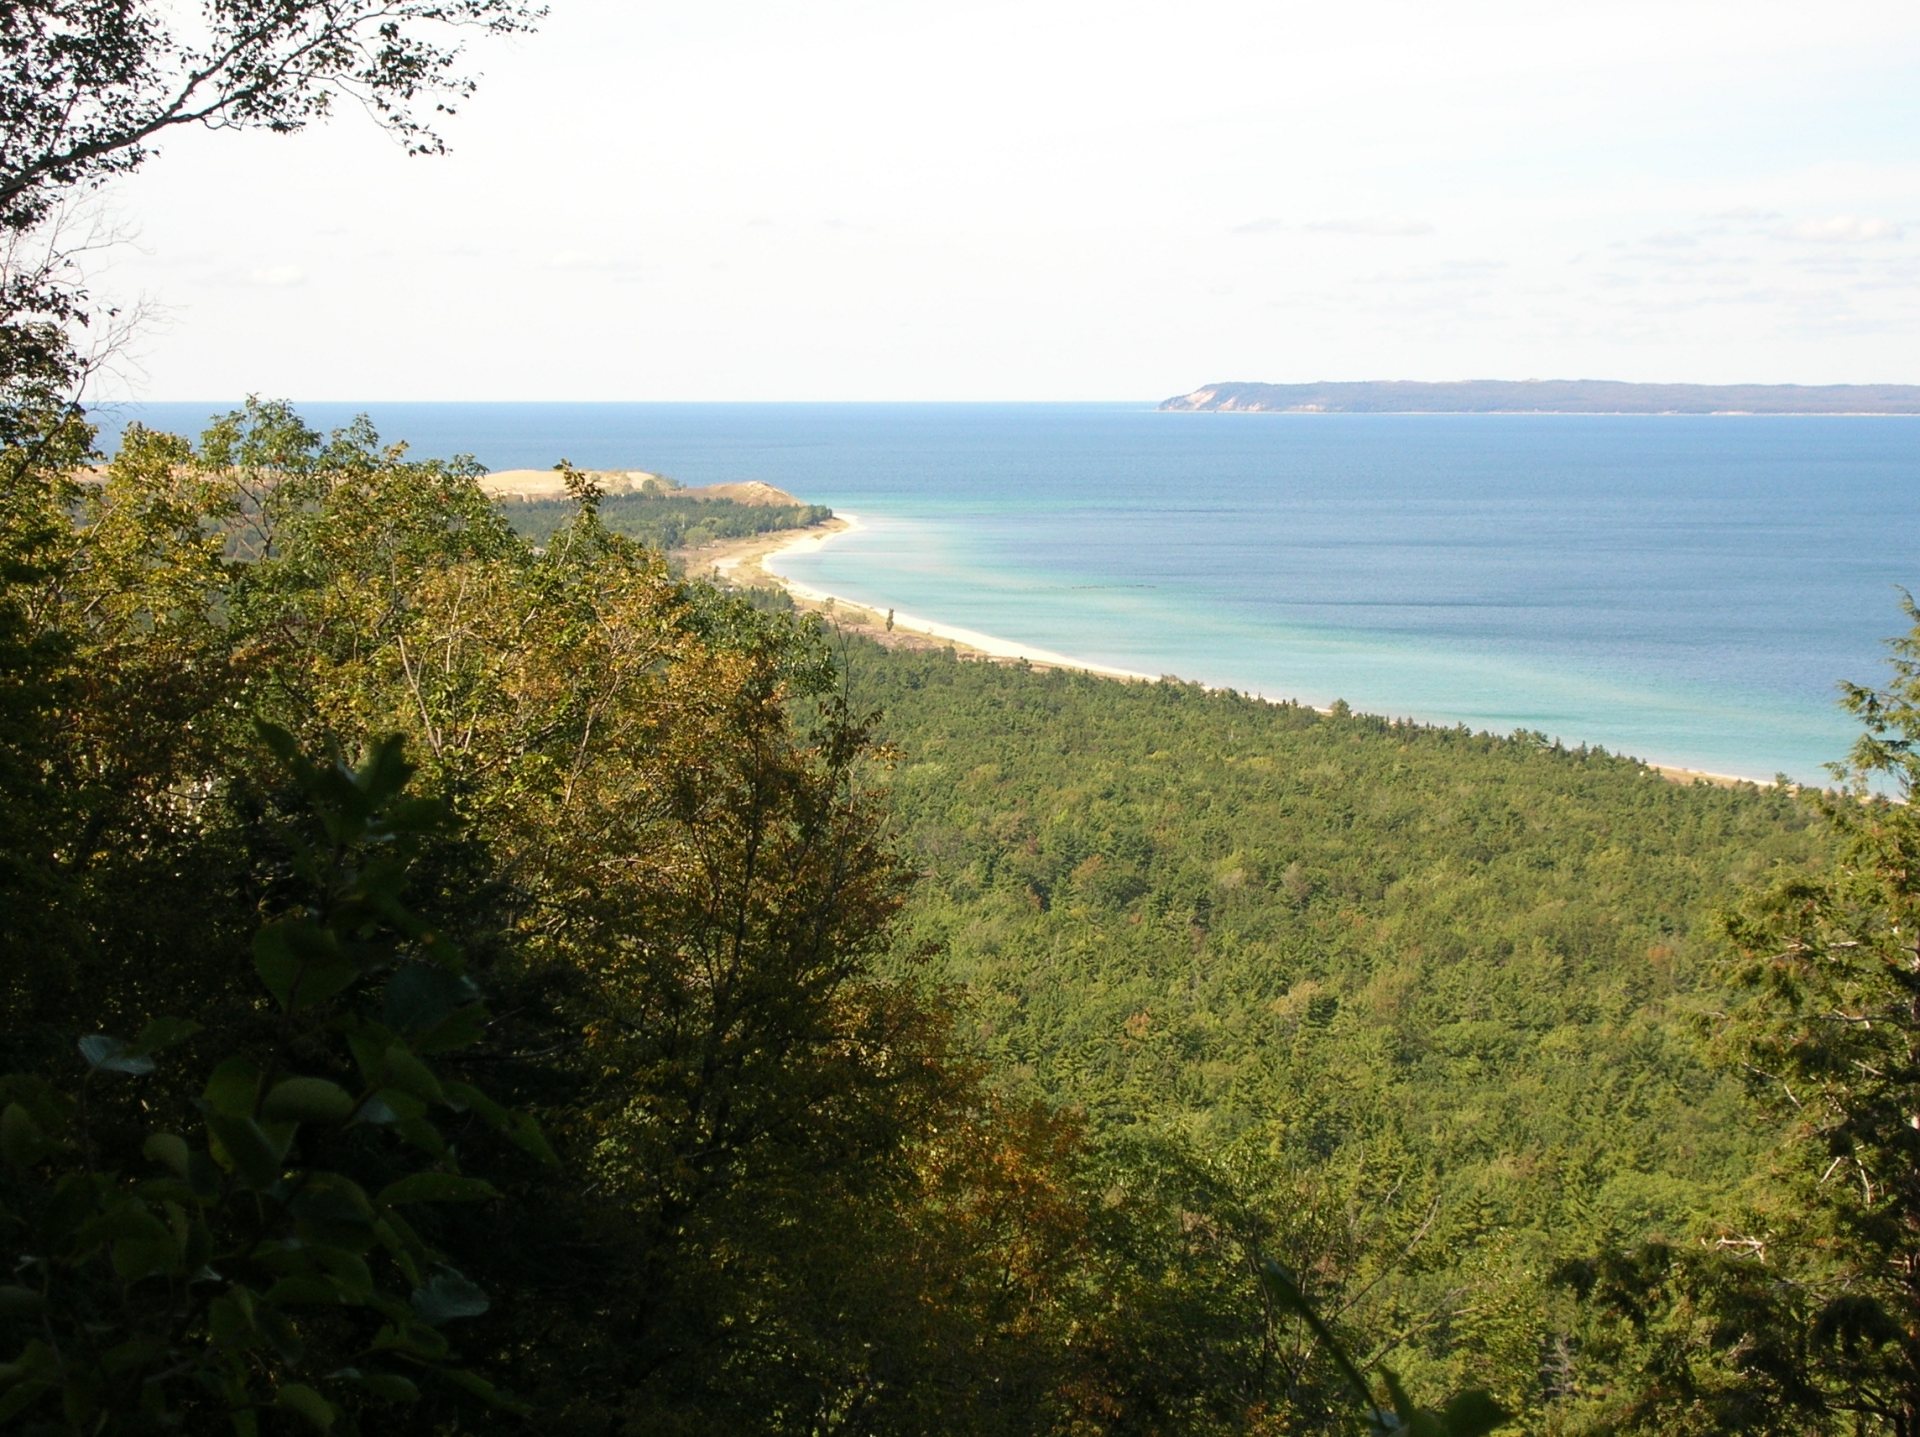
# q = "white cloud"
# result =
<box><xmin>544</xmin><ymin>249</ymin><xmax>648</xmax><ymax>282</ymax></box>
<box><xmin>546</xmin><ymin>249</ymin><xmax>605</xmax><ymax>271</ymax></box>
<box><xmin>244</xmin><ymin>264</ymin><xmax>307</xmax><ymax>287</ymax></box>
<box><xmin>1358</xmin><ymin>259</ymin><xmax>1507</xmax><ymax>286</ymax></box>
<box><xmin>1302</xmin><ymin>216</ymin><xmax>1436</xmax><ymax>238</ymax></box>
<box><xmin>90</xmin><ymin>0</ymin><xmax>1920</xmax><ymax>395</ymax></box>
<box><xmin>1772</xmin><ymin>214</ymin><xmax>1906</xmax><ymax>244</ymax></box>
<box><xmin>1233</xmin><ymin>216</ymin><xmax>1436</xmax><ymax>239</ymax></box>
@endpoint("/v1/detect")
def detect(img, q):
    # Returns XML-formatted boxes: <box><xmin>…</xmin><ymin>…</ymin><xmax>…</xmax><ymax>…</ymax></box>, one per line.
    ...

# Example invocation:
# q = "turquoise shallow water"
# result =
<box><xmin>100</xmin><ymin>402</ymin><xmax>1920</xmax><ymax>784</ymax></box>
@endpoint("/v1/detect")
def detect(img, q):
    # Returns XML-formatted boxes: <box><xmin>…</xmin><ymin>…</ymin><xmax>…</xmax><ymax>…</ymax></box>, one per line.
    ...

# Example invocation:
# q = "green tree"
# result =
<box><xmin>0</xmin><ymin>728</ymin><xmax>549</xmax><ymax>1433</ymax></box>
<box><xmin>1719</xmin><ymin>598</ymin><xmax>1920</xmax><ymax>1432</ymax></box>
<box><xmin>1559</xmin><ymin>600</ymin><xmax>1920</xmax><ymax>1435</ymax></box>
<box><xmin>0</xmin><ymin>401</ymin><xmax>1127</xmax><ymax>1432</ymax></box>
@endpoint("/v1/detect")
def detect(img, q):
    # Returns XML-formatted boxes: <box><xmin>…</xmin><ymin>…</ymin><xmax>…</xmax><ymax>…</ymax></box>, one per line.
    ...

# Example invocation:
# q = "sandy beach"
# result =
<box><xmin>683</xmin><ymin>517</ymin><xmax>1777</xmax><ymax>790</ymax></box>
<box><xmin>685</xmin><ymin>515</ymin><xmax>1162</xmax><ymax>681</ymax></box>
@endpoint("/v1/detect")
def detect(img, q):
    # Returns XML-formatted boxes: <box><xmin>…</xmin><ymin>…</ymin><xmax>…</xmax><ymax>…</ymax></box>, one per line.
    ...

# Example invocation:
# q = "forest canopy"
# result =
<box><xmin>2</xmin><ymin>400</ymin><xmax>1916</xmax><ymax>1433</ymax></box>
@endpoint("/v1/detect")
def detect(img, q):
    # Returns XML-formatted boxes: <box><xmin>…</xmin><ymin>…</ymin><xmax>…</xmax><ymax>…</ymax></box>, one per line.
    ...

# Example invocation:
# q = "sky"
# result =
<box><xmin>86</xmin><ymin>0</ymin><xmax>1920</xmax><ymax>401</ymax></box>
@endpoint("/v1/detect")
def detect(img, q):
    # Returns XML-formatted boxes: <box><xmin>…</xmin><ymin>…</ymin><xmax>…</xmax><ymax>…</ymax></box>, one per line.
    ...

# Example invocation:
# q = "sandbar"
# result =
<box><xmin>686</xmin><ymin>516</ymin><xmax>1160</xmax><ymax>681</ymax></box>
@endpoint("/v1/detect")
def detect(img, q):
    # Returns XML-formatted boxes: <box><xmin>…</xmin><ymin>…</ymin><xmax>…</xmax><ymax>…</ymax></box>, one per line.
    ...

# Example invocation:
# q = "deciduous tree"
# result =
<box><xmin>1560</xmin><ymin>600</ymin><xmax>1920</xmax><ymax>1435</ymax></box>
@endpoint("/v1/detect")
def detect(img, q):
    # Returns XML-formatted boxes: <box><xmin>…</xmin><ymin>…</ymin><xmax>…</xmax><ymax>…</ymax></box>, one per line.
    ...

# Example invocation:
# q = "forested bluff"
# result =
<box><xmin>1161</xmin><ymin>379</ymin><xmax>1920</xmax><ymax>414</ymax></box>
<box><xmin>7</xmin><ymin>400</ymin><xmax>1920</xmax><ymax>1435</ymax></box>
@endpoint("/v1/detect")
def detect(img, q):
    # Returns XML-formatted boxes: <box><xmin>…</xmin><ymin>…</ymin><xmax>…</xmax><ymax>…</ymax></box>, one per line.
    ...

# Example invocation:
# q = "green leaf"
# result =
<box><xmin>378</xmin><ymin>1171</ymin><xmax>497</xmax><ymax>1206</ymax></box>
<box><xmin>187</xmin><ymin>1147</ymin><xmax>224</xmax><ymax>1200</ymax></box>
<box><xmin>0</xmin><ymin>1285</ymin><xmax>44</xmax><ymax>1317</ymax></box>
<box><xmin>78</xmin><ymin>1034</ymin><xmax>154</xmax><ymax>1076</ymax></box>
<box><xmin>444</xmin><ymin>1080</ymin><xmax>556</xmax><ymax>1160</ymax></box>
<box><xmin>202</xmin><ymin>1057</ymin><xmax>262</xmax><ymax>1118</ymax></box>
<box><xmin>393</xmin><ymin>1115</ymin><xmax>447</xmax><ymax>1159</ymax></box>
<box><xmin>1260</xmin><ymin>1257</ymin><xmax>1374</xmax><ymax>1411</ymax></box>
<box><xmin>442</xmin><ymin>1079</ymin><xmax>507</xmax><ymax>1126</ymax></box>
<box><xmin>133</xmin><ymin>1175</ymin><xmax>196</xmax><ymax>1208</ymax></box>
<box><xmin>258</xmin><ymin>1301</ymin><xmax>305</xmax><ymax>1363</ymax></box>
<box><xmin>290</xmin><ymin>1174</ymin><xmax>376</xmax><ymax>1237</ymax></box>
<box><xmin>0</xmin><ymin>1379</ymin><xmax>54</xmax><ymax>1425</ymax></box>
<box><xmin>346</xmin><ymin>1028</ymin><xmax>389</xmax><ymax>1087</ymax></box>
<box><xmin>275</xmin><ymin>1381</ymin><xmax>335</xmax><ymax>1431</ymax></box>
<box><xmin>358</xmin><ymin>734</ymin><xmax>414</xmax><ymax>806</ymax></box>
<box><xmin>262</xmin><ymin>1077</ymin><xmax>357</xmax><ymax>1125</ymax></box>
<box><xmin>254</xmin><ymin>920</ymin><xmax>358</xmax><ymax>1011</ymax></box>
<box><xmin>380</xmin><ymin>1043</ymin><xmax>445</xmax><ymax>1104</ymax></box>
<box><xmin>255</xmin><ymin>719</ymin><xmax>303</xmax><ymax>768</ymax></box>
<box><xmin>1440</xmin><ymin>1390</ymin><xmax>1510</xmax><ymax>1437</ymax></box>
<box><xmin>0</xmin><ymin>1102</ymin><xmax>48</xmax><ymax>1165</ymax></box>
<box><xmin>373</xmin><ymin>1214</ymin><xmax>427</xmax><ymax>1287</ymax></box>
<box><xmin>42</xmin><ymin>1172</ymin><xmax>100</xmax><ymax>1240</ymax></box>
<box><xmin>253</xmin><ymin>922</ymin><xmax>301</xmax><ymax>1008</ymax></box>
<box><xmin>416</xmin><ymin>1002</ymin><xmax>488</xmax><ymax>1055</ymax></box>
<box><xmin>77</xmin><ymin>1200</ymin><xmax>171</xmax><ymax>1252</ymax></box>
<box><xmin>331</xmin><ymin>1366</ymin><xmax>422</xmax><ymax>1403</ymax></box>
<box><xmin>100</xmin><ymin>1335</ymin><xmax>168</xmax><ymax>1375</ymax></box>
<box><xmin>361</xmin><ymin>1372</ymin><xmax>420</xmax><ymax>1402</ymax></box>
<box><xmin>382</xmin><ymin>962</ymin><xmax>476</xmax><ymax>1037</ymax></box>
<box><xmin>209</xmin><ymin>1292</ymin><xmax>258</xmax><ymax>1345</ymax></box>
<box><xmin>1380</xmin><ymin>1370</ymin><xmax>1419</xmax><ymax>1426</ymax></box>
<box><xmin>410</xmin><ymin>1266</ymin><xmax>489</xmax><ymax>1324</ymax></box>
<box><xmin>505</xmin><ymin>1110</ymin><xmax>559</xmax><ymax>1166</ymax></box>
<box><xmin>435</xmin><ymin>1365</ymin><xmax>530</xmax><ymax>1414</ymax></box>
<box><xmin>373</xmin><ymin>1319</ymin><xmax>450</xmax><ymax>1359</ymax></box>
<box><xmin>204</xmin><ymin>1113</ymin><xmax>289</xmax><ymax>1189</ymax></box>
<box><xmin>356</xmin><ymin>1086</ymin><xmax>428</xmax><ymax>1126</ymax></box>
<box><xmin>112</xmin><ymin>1230</ymin><xmax>180</xmax><ymax>1282</ymax></box>
<box><xmin>311</xmin><ymin>1247</ymin><xmax>375</xmax><ymax>1300</ymax></box>
<box><xmin>142</xmin><ymin>1132</ymin><xmax>192</xmax><ymax>1177</ymax></box>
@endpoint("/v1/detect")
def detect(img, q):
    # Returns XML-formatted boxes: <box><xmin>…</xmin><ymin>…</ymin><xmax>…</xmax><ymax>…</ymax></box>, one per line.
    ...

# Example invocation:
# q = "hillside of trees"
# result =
<box><xmin>497</xmin><ymin>488</ymin><xmax>834</xmax><ymax>552</ymax></box>
<box><xmin>6</xmin><ymin>400</ymin><xmax>1920</xmax><ymax>1431</ymax></box>
<box><xmin>848</xmin><ymin>643</ymin><xmax>1825</xmax><ymax>1423</ymax></box>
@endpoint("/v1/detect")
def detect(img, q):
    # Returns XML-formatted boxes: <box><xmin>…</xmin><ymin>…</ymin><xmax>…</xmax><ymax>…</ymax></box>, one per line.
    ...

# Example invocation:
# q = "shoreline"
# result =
<box><xmin>687</xmin><ymin>516</ymin><xmax>1163</xmax><ymax>680</ymax></box>
<box><xmin>681</xmin><ymin>518</ymin><xmax>1781</xmax><ymax>791</ymax></box>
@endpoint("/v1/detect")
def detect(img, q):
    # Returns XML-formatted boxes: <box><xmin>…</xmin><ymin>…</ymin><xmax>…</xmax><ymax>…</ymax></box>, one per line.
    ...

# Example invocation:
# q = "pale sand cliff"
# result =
<box><xmin>685</xmin><ymin>518</ymin><xmax>1773</xmax><ymax>790</ymax></box>
<box><xmin>482</xmin><ymin>468</ymin><xmax>805</xmax><ymax>507</ymax></box>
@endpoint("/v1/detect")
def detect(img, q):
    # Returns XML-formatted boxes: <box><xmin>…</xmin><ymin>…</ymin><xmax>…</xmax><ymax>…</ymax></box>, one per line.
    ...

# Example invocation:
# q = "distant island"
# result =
<box><xmin>1161</xmin><ymin>379</ymin><xmax>1920</xmax><ymax>415</ymax></box>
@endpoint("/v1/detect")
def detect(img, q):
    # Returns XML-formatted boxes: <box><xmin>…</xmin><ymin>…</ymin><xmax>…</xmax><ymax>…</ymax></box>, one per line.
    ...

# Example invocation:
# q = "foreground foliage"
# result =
<box><xmin>7</xmin><ymin>398</ymin><xmax>1913</xmax><ymax>1432</ymax></box>
<box><xmin>1554</xmin><ymin>600</ymin><xmax>1920</xmax><ymax>1435</ymax></box>
<box><xmin>3</xmin><ymin>402</ymin><xmax>1516</xmax><ymax>1431</ymax></box>
<box><xmin>2</xmin><ymin>730</ymin><xmax>545</xmax><ymax>1431</ymax></box>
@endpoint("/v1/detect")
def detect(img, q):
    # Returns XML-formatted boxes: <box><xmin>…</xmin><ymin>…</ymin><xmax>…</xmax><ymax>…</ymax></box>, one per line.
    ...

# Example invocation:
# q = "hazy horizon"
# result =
<box><xmin>104</xmin><ymin>379</ymin><xmax>1920</xmax><ymax>409</ymax></box>
<box><xmin>82</xmin><ymin>0</ymin><xmax>1920</xmax><ymax>404</ymax></box>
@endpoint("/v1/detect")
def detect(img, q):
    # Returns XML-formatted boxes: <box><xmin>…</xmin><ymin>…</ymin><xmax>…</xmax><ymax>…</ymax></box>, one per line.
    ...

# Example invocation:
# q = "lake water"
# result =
<box><xmin>96</xmin><ymin>401</ymin><xmax>1920</xmax><ymax>784</ymax></box>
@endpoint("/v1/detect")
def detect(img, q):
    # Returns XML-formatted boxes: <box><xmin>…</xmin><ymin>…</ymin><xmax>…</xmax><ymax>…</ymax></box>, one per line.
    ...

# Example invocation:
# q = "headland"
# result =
<box><xmin>1162</xmin><ymin>379</ymin><xmax>1920</xmax><ymax>415</ymax></box>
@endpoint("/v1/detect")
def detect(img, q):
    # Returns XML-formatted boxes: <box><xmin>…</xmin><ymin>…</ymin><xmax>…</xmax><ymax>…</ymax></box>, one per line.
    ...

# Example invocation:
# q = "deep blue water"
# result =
<box><xmin>96</xmin><ymin>401</ymin><xmax>1920</xmax><ymax>784</ymax></box>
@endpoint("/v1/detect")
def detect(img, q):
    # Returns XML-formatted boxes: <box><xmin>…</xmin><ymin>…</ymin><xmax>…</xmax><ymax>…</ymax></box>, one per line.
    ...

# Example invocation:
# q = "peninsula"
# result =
<box><xmin>1161</xmin><ymin>379</ymin><xmax>1920</xmax><ymax>415</ymax></box>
